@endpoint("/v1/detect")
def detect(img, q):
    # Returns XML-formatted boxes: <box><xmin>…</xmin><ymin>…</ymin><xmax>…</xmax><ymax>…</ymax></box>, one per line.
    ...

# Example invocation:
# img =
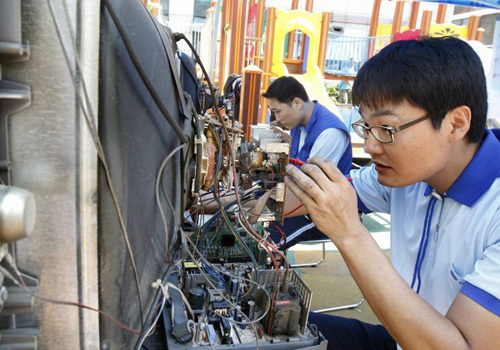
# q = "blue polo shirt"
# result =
<box><xmin>351</xmin><ymin>129</ymin><xmax>500</xmax><ymax>317</ymax></box>
<box><xmin>290</xmin><ymin>101</ymin><xmax>352</xmax><ymax>174</ymax></box>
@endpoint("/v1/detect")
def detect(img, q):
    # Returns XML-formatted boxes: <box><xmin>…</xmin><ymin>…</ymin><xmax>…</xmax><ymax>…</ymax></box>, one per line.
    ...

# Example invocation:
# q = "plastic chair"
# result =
<box><xmin>314</xmin><ymin>299</ymin><xmax>365</xmax><ymax>313</ymax></box>
<box><xmin>286</xmin><ymin>226</ymin><xmax>365</xmax><ymax>313</ymax></box>
<box><xmin>290</xmin><ymin>238</ymin><xmax>330</xmax><ymax>268</ymax></box>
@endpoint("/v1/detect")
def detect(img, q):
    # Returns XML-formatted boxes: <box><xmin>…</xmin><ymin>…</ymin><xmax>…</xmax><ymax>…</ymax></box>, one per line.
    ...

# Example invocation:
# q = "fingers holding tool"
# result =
<box><xmin>285</xmin><ymin>157</ymin><xmax>361</xmax><ymax>240</ymax></box>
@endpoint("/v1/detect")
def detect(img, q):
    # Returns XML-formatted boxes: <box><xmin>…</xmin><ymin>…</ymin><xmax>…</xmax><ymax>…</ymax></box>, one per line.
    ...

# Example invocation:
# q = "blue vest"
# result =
<box><xmin>290</xmin><ymin>102</ymin><xmax>352</xmax><ymax>174</ymax></box>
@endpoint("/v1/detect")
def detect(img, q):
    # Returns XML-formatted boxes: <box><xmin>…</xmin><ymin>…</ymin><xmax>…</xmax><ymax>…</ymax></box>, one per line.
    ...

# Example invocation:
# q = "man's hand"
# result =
<box><xmin>284</xmin><ymin>157</ymin><xmax>362</xmax><ymax>242</ymax></box>
<box><xmin>286</xmin><ymin>158</ymin><xmax>500</xmax><ymax>350</ymax></box>
<box><xmin>270</xmin><ymin>123</ymin><xmax>292</xmax><ymax>142</ymax></box>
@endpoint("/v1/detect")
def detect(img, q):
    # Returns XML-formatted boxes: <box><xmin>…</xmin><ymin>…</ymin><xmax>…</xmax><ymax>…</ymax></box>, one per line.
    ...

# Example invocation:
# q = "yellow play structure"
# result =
<box><xmin>268</xmin><ymin>9</ymin><xmax>341</xmax><ymax>118</ymax></box>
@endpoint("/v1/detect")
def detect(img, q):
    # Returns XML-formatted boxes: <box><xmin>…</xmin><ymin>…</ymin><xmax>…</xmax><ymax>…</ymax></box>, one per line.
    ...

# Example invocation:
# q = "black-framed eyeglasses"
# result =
<box><xmin>351</xmin><ymin>115</ymin><xmax>430</xmax><ymax>144</ymax></box>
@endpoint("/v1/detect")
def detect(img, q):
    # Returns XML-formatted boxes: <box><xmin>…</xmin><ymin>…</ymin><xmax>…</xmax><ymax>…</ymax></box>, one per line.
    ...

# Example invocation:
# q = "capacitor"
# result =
<box><xmin>188</xmin><ymin>287</ymin><xmax>205</xmax><ymax>311</ymax></box>
<box><xmin>231</xmin><ymin>278</ymin><xmax>240</xmax><ymax>296</ymax></box>
<box><xmin>258</xmin><ymin>249</ymin><xmax>267</xmax><ymax>266</ymax></box>
<box><xmin>247</xmin><ymin>300</ymin><xmax>256</xmax><ymax>320</ymax></box>
<box><xmin>236</xmin><ymin>304</ymin><xmax>246</xmax><ymax>329</ymax></box>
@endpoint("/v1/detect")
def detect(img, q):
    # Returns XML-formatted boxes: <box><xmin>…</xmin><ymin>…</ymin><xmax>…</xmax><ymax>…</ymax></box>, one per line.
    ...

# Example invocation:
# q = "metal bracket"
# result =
<box><xmin>0</xmin><ymin>0</ymin><xmax>30</xmax><ymax>63</ymax></box>
<box><xmin>0</xmin><ymin>80</ymin><xmax>31</xmax><ymax>185</ymax></box>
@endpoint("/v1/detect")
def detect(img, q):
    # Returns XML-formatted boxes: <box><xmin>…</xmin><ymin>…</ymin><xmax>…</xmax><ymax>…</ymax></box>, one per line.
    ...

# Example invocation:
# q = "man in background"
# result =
<box><xmin>262</xmin><ymin>76</ymin><xmax>352</xmax><ymax>248</ymax></box>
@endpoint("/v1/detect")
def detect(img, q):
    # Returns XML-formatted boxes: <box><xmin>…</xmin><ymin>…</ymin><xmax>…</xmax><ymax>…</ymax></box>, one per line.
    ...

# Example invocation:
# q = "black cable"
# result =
<box><xmin>47</xmin><ymin>0</ymin><xmax>146</xmax><ymax>327</ymax></box>
<box><xmin>172</xmin><ymin>33</ymin><xmax>221</xmax><ymax>120</ymax></box>
<box><xmin>173</xmin><ymin>33</ymin><xmax>269</xmax><ymax>261</ymax></box>
<box><xmin>102</xmin><ymin>0</ymin><xmax>188</xmax><ymax>144</ymax></box>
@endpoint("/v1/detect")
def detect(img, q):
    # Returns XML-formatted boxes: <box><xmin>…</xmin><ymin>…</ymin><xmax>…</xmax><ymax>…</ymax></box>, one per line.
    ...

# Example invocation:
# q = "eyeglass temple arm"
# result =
<box><xmin>391</xmin><ymin>115</ymin><xmax>429</xmax><ymax>133</ymax></box>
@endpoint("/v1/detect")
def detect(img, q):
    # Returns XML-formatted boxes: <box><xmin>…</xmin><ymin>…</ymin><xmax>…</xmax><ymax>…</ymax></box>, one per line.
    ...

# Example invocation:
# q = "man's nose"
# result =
<box><xmin>364</xmin><ymin>132</ymin><xmax>383</xmax><ymax>155</ymax></box>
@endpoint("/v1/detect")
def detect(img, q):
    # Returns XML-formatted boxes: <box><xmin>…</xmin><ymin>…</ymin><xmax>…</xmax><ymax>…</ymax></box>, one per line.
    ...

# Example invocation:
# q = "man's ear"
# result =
<box><xmin>446</xmin><ymin>106</ymin><xmax>471</xmax><ymax>141</ymax></box>
<box><xmin>292</xmin><ymin>97</ymin><xmax>304</xmax><ymax>110</ymax></box>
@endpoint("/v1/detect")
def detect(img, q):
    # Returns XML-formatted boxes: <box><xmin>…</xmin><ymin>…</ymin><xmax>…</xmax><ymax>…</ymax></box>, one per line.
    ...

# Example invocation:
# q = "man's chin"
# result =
<box><xmin>377</xmin><ymin>176</ymin><xmax>389</xmax><ymax>186</ymax></box>
<box><xmin>377</xmin><ymin>174</ymin><xmax>410</xmax><ymax>188</ymax></box>
<box><xmin>377</xmin><ymin>172</ymin><xmax>398</xmax><ymax>188</ymax></box>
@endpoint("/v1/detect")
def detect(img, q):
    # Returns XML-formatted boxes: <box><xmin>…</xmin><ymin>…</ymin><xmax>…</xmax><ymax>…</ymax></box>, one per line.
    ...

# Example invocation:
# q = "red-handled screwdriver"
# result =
<box><xmin>289</xmin><ymin>157</ymin><xmax>354</xmax><ymax>182</ymax></box>
<box><xmin>289</xmin><ymin>157</ymin><xmax>306</xmax><ymax>166</ymax></box>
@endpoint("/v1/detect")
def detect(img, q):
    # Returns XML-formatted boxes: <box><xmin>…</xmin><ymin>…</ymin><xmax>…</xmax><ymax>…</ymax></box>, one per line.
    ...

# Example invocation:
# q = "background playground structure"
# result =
<box><xmin>146</xmin><ymin>0</ymin><xmax>498</xmax><ymax>139</ymax></box>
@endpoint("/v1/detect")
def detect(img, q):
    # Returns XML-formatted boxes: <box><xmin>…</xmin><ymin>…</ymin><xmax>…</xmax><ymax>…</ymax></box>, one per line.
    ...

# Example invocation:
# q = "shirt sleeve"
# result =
<box><xmin>350</xmin><ymin>164</ymin><xmax>392</xmax><ymax>214</ymax></box>
<box><xmin>308</xmin><ymin>128</ymin><xmax>349</xmax><ymax>164</ymax></box>
<box><xmin>462</xmin><ymin>209</ymin><xmax>500</xmax><ymax>316</ymax></box>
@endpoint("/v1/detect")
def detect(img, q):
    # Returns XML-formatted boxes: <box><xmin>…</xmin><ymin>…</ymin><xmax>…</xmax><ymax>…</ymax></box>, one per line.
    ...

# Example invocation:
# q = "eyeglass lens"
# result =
<box><xmin>353</xmin><ymin>125</ymin><xmax>392</xmax><ymax>143</ymax></box>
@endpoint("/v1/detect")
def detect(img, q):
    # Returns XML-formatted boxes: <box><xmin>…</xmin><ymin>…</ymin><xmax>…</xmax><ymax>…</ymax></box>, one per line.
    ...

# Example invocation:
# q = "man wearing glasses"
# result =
<box><xmin>286</xmin><ymin>36</ymin><xmax>500</xmax><ymax>349</ymax></box>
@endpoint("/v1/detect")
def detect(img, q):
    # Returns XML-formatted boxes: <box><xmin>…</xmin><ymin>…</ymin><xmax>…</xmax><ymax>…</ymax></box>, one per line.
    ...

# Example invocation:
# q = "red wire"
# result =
<box><xmin>16</xmin><ymin>274</ymin><xmax>142</xmax><ymax>336</ymax></box>
<box><xmin>263</xmin><ymin>243</ymin><xmax>280</xmax><ymax>335</ymax></box>
<box><xmin>275</xmin><ymin>224</ymin><xmax>287</xmax><ymax>247</ymax></box>
<box><xmin>261</xmin><ymin>241</ymin><xmax>293</xmax><ymax>335</ymax></box>
<box><xmin>285</xmin><ymin>204</ymin><xmax>303</xmax><ymax>217</ymax></box>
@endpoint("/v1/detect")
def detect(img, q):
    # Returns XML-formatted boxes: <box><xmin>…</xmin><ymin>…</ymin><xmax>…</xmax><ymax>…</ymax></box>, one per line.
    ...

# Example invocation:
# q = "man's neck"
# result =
<box><xmin>301</xmin><ymin>101</ymin><xmax>316</xmax><ymax>127</ymax></box>
<box><xmin>430</xmin><ymin>140</ymin><xmax>481</xmax><ymax>194</ymax></box>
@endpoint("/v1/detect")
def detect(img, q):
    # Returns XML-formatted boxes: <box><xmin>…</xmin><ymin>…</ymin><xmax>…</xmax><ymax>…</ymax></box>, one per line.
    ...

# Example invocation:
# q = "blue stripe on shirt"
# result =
<box><xmin>461</xmin><ymin>282</ymin><xmax>500</xmax><ymax>316</ymax></box>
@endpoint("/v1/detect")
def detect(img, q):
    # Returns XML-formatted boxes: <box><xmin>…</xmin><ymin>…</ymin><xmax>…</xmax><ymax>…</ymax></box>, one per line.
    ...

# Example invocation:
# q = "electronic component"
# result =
<box><xmin>173</xmin><ymin>71</ymin><xmax>326</xmax><ymax>349</ymax></box>
<box><xmin>192</xmin><ymin>117</ymin><xmax>289</xmax><ymax>223</ymax></box>
<box><xmin>162</xmin><ymin>266</ymin><xmax>326</xmax><ymax>349</ymax></box>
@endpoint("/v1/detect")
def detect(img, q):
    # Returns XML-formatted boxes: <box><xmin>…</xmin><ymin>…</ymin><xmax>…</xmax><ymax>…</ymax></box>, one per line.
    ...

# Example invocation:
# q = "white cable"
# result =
<box><xmin>155</xmin><ymin>144</ymin><xmax>187</xmax><ymax>257</ymax></box>
<box><xmin>135</xmin><ymin>293</ymin><xmax>167</xmax><ymax>349</ymax></box>
<box><xmin>184</xmin><ymin>234</ymin><xmax>271</xmax><ymax>326</ymax></box>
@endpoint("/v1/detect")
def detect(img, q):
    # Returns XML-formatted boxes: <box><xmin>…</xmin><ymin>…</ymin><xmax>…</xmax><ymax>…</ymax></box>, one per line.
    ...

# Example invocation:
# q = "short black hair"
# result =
<box><xmin>352</xmin><ymin>36</ymin><xmax>487</xmax><ymax>142</ymax></box>
<box><xmin>262</xmin><ymin>76</ymin><xmax>310</xmax><ymax>104</ymax></box>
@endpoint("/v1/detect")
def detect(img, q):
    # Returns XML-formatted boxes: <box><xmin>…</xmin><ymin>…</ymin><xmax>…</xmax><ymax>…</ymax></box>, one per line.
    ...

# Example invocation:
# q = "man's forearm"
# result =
<box><xmin>336</xmin><ymin>227</ymin><xmax>470</xmax><ymax>350</ymax></box>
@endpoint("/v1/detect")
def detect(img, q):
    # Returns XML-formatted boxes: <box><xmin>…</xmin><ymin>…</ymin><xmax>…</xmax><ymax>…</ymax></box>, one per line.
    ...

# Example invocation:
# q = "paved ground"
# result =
<box><xmin>287</xmin><ymin>212</ymin><xmax>391</xmax><ymax>325</ymax></box>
